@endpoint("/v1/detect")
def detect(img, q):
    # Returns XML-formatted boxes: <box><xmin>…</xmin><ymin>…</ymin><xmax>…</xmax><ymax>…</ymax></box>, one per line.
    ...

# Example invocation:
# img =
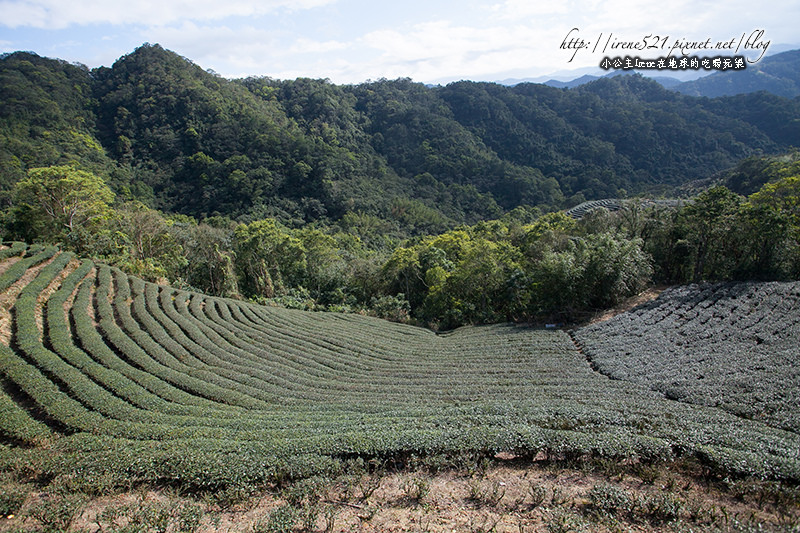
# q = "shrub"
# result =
<box><xmin>0</xmin><ymin>481</ymin><xmax>28</xmax><ymax>517</ymax></box>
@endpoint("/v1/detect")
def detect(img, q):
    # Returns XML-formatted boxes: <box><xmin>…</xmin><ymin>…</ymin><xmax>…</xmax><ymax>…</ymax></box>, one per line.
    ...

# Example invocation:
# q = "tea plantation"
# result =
<box><xmin>574</xmin><ymin>281</ymin><xmax>800</xmax><ymax>433</ymax></box>
<box><xmin>0</xmin><ymin>244</ymin><xmax>798</xmax><ymax>495</ymax></box>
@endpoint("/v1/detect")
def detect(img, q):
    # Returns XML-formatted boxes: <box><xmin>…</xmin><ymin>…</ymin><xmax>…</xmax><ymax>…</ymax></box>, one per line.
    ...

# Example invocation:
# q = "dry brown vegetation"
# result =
<box><xmin>586</xmin><ymin>286</ymin><xmax>667</xmax><ymax>326</ymax></box>
<box><xmin>1</xmin><ymin>457</ymin><xmax>798</xmax><ymax>532</ymax></box>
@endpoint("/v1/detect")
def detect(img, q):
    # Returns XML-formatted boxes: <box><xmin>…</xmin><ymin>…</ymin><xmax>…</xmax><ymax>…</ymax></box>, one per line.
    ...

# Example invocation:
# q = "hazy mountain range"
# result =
<box><xmin>502</xmin><ymin>48</ymin><xmax>800</xmax><ymax>98</ymax></box>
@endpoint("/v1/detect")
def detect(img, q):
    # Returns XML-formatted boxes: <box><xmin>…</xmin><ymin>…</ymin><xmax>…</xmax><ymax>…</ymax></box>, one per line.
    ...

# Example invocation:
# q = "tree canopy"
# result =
<box><xmin>10</xmin><ymin>164</ymin><xmax>114</xmax><ymax>251</ymax></box>
<box><xmin>2</xmin><ymin>46</ymin><xmax>800</xmax><ymax>328</ymax></box>
<box><xmin>2</xmin><ymin>45</ymin><xmax>799</xmax><ymax>231</ymax></box>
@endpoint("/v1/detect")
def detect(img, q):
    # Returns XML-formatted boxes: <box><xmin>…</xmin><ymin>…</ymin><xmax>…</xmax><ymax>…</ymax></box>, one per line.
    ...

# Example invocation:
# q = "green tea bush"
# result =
<box><xmin>27</xmin><ymin>492</ymin><xmax>88</xmax><ymax>532</ymax></box>
<box><xmin>253</xmin><ymin>504</ymin><xmax>297</xmax><ymax>533</ymax></box>
<box><xmin>0</xmin><ymin>241</ymin><xmax>27</xmax><ymax>260</ymax></box>
<box><xmin>0</xmin><ymin>480</ymin><xmax>28</xmax><ymax>516</ymax></box>
<box><xmin>0</xmin><ymin>245</ymin><xmax>56</xmax><ymax>292</ymax></box>
<box><xmin>588</xmin><ymin>483</ymin><xmax>635</xmax><ymax>518</ymax></box>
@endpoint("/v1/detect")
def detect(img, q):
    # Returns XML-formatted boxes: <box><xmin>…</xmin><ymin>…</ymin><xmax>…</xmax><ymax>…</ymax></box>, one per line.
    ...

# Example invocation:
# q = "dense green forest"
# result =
<box><xmin>3</xmin><ymin>155</ymin><xmax>799</xmax><ymax>329</ymax></box>
<box><xmin>1</xmin><ymin>44</ymin><xmax>799</xmax><ymax>328</ymax></box>
<box><xmin>3</xmin><ymin>44</ymin><xmax>799</xmax><ymax>223</ymax></box>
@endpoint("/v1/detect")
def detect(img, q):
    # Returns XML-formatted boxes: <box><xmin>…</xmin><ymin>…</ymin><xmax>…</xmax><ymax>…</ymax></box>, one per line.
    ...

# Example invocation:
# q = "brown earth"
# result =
<box><xmin>2</xmin><ymin>458</ymin><xmax>796</xmax><ymax>532</ymax></box>
<box><xmin>587</xmin><ymin>286</ymin><xmax>668</xmax><ymax>326</ymax></box>
<box><xmin>0</xmin><ymin>255</ymin><xmax>58</xmax><ymax>346</ymax></box>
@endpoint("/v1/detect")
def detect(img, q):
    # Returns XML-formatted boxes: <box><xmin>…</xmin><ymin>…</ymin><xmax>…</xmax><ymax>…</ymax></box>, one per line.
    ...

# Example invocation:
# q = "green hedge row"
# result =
<box><xmin>161</xmin><ymin>286</ymin><xmax>412</xmax><ymax>401</ymax></box>
<box><xmin>0</xmin><ymin>245</ymin><xmax>58</xmax><ymax>292</ymax></box>
<box><xmin>70</xmin><ymin>274</ymin><xmax>233</xmax><ymax>412</ymax></box>
<box><xmin>95</xmin><ymin>266</ymin><xmax>264</xmax><ymax>409</ymax></box>
<box><xmin>0</xmin><ymin>241</ymin><xmax>27</xmax><ymax>260</ymax></box>
<box><xmin>0</xmin><ymin>374</ymin><xmax>53</xmax><ymax>444</ymax></box>
<box><xmin>44</xmin><ymin>260</ymin><xmax>250</xmax><ymax>428</ymax></box>
<box><xmin>132</xmin><ymin>277</ymin><xmax>302</xmax><ymax>401</ymax></box>
<box><xmin>153</xmin><ymin>286</ymin><xmax>331</xmax><ymax>401</ymax></box>
<box><xmin>1</xmin><ymin>246</ymin><xmax>798</xmax><ymax>487</ymax></box>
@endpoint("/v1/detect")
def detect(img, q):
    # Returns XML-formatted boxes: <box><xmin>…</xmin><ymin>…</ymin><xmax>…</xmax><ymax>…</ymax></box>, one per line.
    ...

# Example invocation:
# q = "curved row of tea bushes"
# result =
<box><xmin>69</xmin><ymin>275</ymin><xmax>241</xmax><ymax>413</ymax></box>
<box><xmin>47</xmin><ymin>260</ymin><xmax>217</xmax><ymax>416</ymax></box>
<box><xmin>133</xmin><ymin>276</ymin><xmax>334</xmax><ymax>402</ymax></box>
<box><xmin>0</xmin><ymin>241</ymin><xmax>27</xmax><ymax>261</ymax></box>
<box><xmin>94</xmin><ymin>266</ymin><xmax>265</xmax><ymax>409</ymax></box>
<box><xmin>44</xmin><ymin>263</ymin><xmax>303</xmax><ymax>435</ymax></box>
<box><xmin>10</xmin><ymin>252</ymin><xmax>248</xmax><ymax>440</ymax></box>
<box><xmin>0</xmin><ymin>364</ymin><xmax>53</xmax><ymax>444</ymax></box>
<box><xmin>0</xmin><ymin>244</ymin><xmax>57</xmax><ymax>292</ymax></box>
<box><xmin>166</xmin><ymin>289</ymin><xmax>376</xmax><ymax>384</ymax></box>
<box><xmin>574</xmin><ymin>281</ymin><xmax>800</xmax><ymax>433</ymax></box>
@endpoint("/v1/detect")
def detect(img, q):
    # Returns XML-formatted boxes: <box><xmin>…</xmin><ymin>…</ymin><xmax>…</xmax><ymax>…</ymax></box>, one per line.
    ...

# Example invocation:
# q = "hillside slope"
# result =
<box><xmin>574</xmin><ymin>281</ymin><xmax>800</xmax><ymax>433</ymax></box>
<box><xmin>0</xmin><ymin>243</ymin><xmax>798</xmax><ymax>493</ymax></box>
<box><xmin>2</xmin><ymin>45</ymin><xmax>800</xmax><ymax>226</ymax></box>
<box><xmin>674</xmin><ymin>49</ymin><xmax>800</xmax><ymax>98</ymax></box>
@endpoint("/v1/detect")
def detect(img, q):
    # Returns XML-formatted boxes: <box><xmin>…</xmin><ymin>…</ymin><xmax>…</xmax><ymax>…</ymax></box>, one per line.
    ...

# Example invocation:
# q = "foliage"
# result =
<box><xmin>529</xmin><ymin>231</ymin><xmax>653</xmax><ymax>316</ymax></box>
<box><xmin>172</xmin><ymin>220</ymin><xmax>238</xmax><ymax>297</ymax></box>
<box><xmin>2</xmin><ymin>45</ymin><xmax>800</xmax><ymax>329</ymax></box>
<box><xmin>722</xmin><ymin>150</ymin><xmax>800</xmax><ymax>196</ymax></box>
<box><xmin>10</xmin><ymin>164</ymin><xmax>114</xmax><ymax>252</ymax></box>
<box><xmin>234</xmin><ymin>219</ymin><xmax>306</xmax><ymax>299</ymax></box>
<box><xmin>3</xmin><ymin>46</ymin><xmax>800</xmax><ymax>230</ymax></box>
<box><xmin>27</xmin><ymin>492</ymin><xmax>89</xmax><ymax>532</ymax></box>
<box><xmin>0</xmin><ymin>480</ymin><xmax>28</xmax><ymax>516</ymax></box>
<box><xmin>107</xmin><ymin>201</ymin><xmax>188</xmax><ymax>282</ymax></box>
<box><xmin>369</xmin><ymin>293</ymin><xmax>411</xmax><ymax>322</ymax></box>
<box><xmin>253</xmin><ymin>505</ymin><xmax>297</xmax><ymax>533</ymax></box>
<box><xmin>376</xmin><ymin>216</ymin><xmax>653</xmax><ymax>326</ymax></box>
<box><xmin>3</xmin><ymin>164</ymin><xmax>799</xmax><ymax>329</ymax></box>
<box><xmin>647</xmin><ymin>180</ymin><xmax>800</xmax><ymax>283</ymax></box>
<box><xmin>575</xmin><ymin>280</ymin><xmax>800</xmax><ymax>434</ymax></box>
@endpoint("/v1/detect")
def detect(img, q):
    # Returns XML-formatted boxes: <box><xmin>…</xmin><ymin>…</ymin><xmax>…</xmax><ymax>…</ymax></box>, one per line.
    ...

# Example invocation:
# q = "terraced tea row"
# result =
<box><xmin>574</xmin><ymin>281</ymin><xmax>800</xmax><ymax>433</ymax></box>
<box><xmin>0</xmin><ymin>243</ymin><xmax>798</xmax><ymax>490</ymax></box>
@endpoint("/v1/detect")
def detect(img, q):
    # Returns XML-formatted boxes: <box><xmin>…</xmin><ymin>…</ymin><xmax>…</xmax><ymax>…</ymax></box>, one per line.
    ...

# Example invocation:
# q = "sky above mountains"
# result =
<box><xmin>1</xmin><ymin>0</ymin><xmax>798</xmax><ymax>84</ymax></box>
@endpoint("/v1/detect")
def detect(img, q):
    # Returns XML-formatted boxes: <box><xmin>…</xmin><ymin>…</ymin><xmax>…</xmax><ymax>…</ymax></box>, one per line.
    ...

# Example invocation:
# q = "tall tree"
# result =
<box><xmin>10</xmin><ymin>164</ymin><xmax>114</xmax><ymax>251</ymax></box>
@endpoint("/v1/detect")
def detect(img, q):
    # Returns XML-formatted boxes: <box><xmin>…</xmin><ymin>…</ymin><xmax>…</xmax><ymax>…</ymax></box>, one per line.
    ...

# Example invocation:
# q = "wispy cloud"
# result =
<box><xmin>358</xmin><ymin>19</ymin><xmax>568</xmax><ymax>83</ymax></box>
<box><xmin>141</xmin><ymin>21</ymin><xmax>351</xmax><ymax>78</ymax></box>
<box><xmin>491</xmin><ymin>0</ymin><xmax>572</xmax><ymax>19</ymax></box>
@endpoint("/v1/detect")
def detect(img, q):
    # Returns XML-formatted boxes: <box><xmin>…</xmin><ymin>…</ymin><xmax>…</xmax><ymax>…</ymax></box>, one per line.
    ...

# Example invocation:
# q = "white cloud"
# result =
<box><xmin>359</xmin><ymin>19</ymin><xmax>568</xmax><ymax>83</ymax></box>
<box><xmin>288</xmin><ymin>37</ymin><xmax>349</xmax><ymax>55</ymax></box>
<box><xmin>140</xmin><ymin>21</ymin><xmax>352</xmax><ymax>79</ymax></box>
<box><xmin>0</xmin><ymin>0</ymin><xmax>336</xmax><ymax>29</ymax></box>
<box><xmin>492</xmin><ymin>0</ymin><xmax>572</xmax><ymax>19</ymax></box>
<box><xmin>2</xmin><ymin>0</ymin><xmax>796</xmax><ymax>84</ymax></box>
<box><xmin>0</xmin><ymin>40</ymin><xmax>16</xmax><ymax>53</ymax></box>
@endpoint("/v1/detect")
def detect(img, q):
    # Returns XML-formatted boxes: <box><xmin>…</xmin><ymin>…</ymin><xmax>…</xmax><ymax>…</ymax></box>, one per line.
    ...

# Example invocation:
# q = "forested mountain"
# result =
<box><xmin>543</xmin><ymin>73</ymin><xmax>683</xmax><ymax>90</ymax></box>
<box><xmin>1</xmin><ymin>43</ymin><xmax>799</xmax><ymax>229</ymax></box>
<box><xmin>0</xmin><ymin>51</ymin><xmax>115</xmax><ymax>196</ymax></box>
<box><xmin>674</xmin><ymin>49</ymin><xmax>800</xmax><ymax>98</ymax></box>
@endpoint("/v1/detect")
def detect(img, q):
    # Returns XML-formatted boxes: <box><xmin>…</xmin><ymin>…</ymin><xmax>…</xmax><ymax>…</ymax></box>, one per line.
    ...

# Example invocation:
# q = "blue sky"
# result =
<box><xmin>1</xmin><ymin>0</ymin><xmax>797</xmax><ymax>84</ymax></box>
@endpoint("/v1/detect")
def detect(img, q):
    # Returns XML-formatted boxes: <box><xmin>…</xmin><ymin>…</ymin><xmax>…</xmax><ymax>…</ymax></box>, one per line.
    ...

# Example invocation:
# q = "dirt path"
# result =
<box><xmin>587</xmin><ymin>285</ymin><xmax>667</xmax><ymax>325</ymax></box>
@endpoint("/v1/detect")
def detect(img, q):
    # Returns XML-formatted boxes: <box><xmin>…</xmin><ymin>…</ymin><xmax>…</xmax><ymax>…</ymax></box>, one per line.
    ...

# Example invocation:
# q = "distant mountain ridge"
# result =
<box><xmin>673</xmin><ymin>49</ymin><xmax>800</xmax><ymax>97</ymax></box>
<box><xmin>542</xmin><ymin>72</ymin><xmax>684</xmax><ymax>89</ymax></box>
<box><xmin>514</xmin><ymin>48</ymin><xmax>800</xmax><ymax>98</ymax></box>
